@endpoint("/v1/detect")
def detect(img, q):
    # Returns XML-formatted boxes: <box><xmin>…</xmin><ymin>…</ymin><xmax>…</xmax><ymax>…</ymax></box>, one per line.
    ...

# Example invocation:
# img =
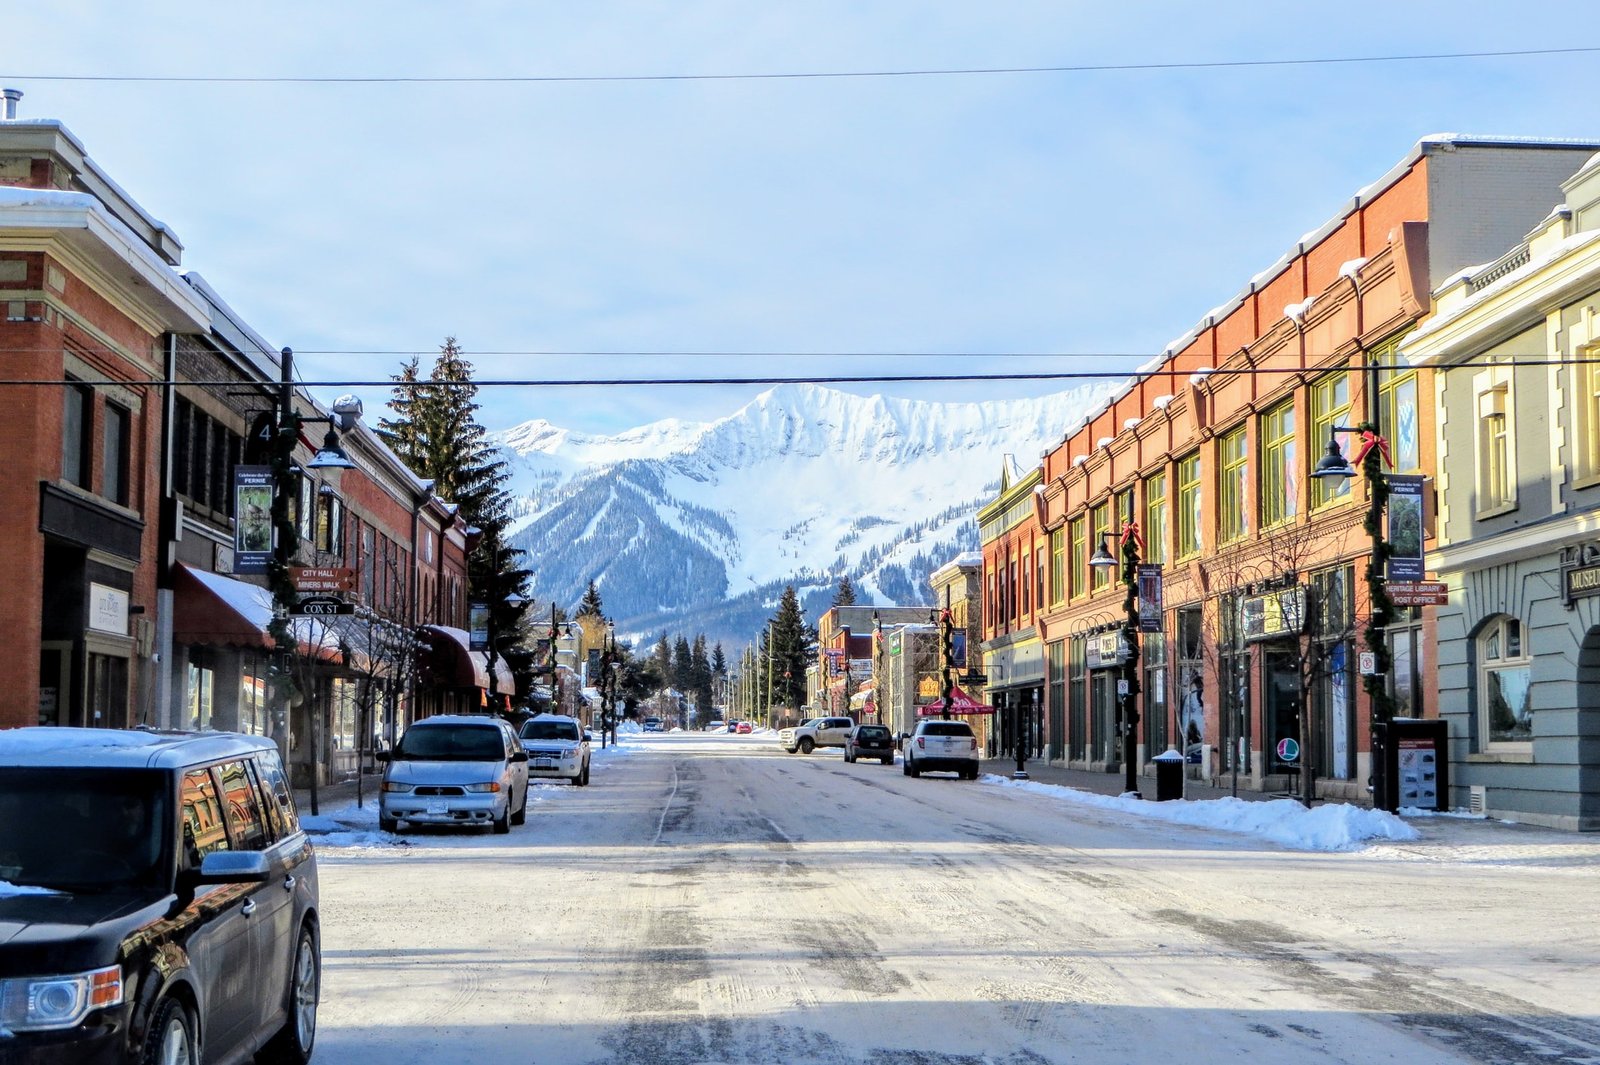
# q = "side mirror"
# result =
<box><xmin>191</xmin><ymin>850</ymin><xmax>271</xmax><ymax>886</ymax></box>
<box><xmin>583</xmin><ymin>732</ymin><xmax>593</xmax><ymax>743</ymax></box>
<box><xmin>510</xmin><ymin>750</ymin><xmax>529</xmax><ymax>763</ymax></box>
<box><xmin>374</xmin><ymin>750</ymin><xmax>391</xmax><ymax>763</ymax></box>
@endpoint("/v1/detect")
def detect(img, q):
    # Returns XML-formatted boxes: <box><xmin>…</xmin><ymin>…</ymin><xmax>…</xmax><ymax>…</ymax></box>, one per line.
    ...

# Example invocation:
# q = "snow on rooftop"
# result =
<box><xmin>1073</xmin><ymin>455</ymin><xmax>1089</xmax><ymax>467</ymax></box>
<box><xmin>1189</xmin><ymin>368</ymin><xmax>1214</xmax><ymax>385</ymax></box>
<box><xmin>1151</xmin><ymin>395</ymin><xmax>1175</xmax><ymax>409</ymax></box>
<box><xmin>1123</xmin><ymin>418</ymin><xmax>1141</xmax><ymax>431</ymax></box>
<box><xmin>1285</xmin><ymin>296</ymin><xmax>1315</xmax><ymax>322</ymax></box>
<box><xmin>1096</xmin><ymin>436</ymin><xmax>1114</xmax><ymax>449</ymax></box>
<box><xmin>1339</xmin><ymin>257</ymin><xmax>1368</xmax><ymax>280</ymax></box>
<box><xmin>0</xmin><ymin>726</ymin><xmax>162</xmax><ymax>756</ymax></box>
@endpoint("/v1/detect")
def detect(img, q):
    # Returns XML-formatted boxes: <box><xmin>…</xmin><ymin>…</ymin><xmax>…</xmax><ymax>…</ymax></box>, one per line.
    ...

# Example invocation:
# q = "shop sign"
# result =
<box><xmin>1243</xmin><ymin>586</ymin><xmax>1305</xmax><ymax>643</ymax></box>
<box><xmin>231</xmin><ymin>465</ymin><xmax>274</xmax><ymax>574</ymax></box>
<box><xmin>1086</xmin><ymin>630</ymin><xmax>1126</xmax><ymax>670</ymax></box>
<box><xmin>917</xmin><ymin>674</ymin><xmax>942</xmax><ymax>698</ymax></box>
<box><xmin>87</xmin><ymin>582</ymin><xmax>129</xmax><ymax>636</ymax></box>
<box><xmin>1386</xmin><ymin>475</ymin><xmax>1427</xmax><ymax>582</ymax></box>
<box><xmin>1564</xmin><ymin>563</ymin><xmax>1600</xmax><ymax>606</ymax></box>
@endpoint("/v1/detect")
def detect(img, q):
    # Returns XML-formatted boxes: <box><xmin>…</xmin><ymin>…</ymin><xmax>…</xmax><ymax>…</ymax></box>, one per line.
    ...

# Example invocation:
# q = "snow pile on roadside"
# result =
<box><xmin>987</xmin><ymin>776</ymin><xmax>1419</xmax><ymax>852</ymax></box>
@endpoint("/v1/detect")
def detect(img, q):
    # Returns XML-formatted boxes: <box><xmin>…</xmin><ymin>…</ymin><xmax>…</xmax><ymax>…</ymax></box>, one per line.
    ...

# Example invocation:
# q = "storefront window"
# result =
<box><xmin>187</xmin><ymin>662</ymin><xmax>214</xmax><ymax>731</ymax></box>
<box><xmin>1478</xmin><ymin>616</ymin><xmax>1532</xmax><ymax>746</ymax></box>
<box><xmin>1144</xmin><ymin>632</ymin><xmax>1168</xmax><ymax>755</ymax></box>
<box><xmin>1068</xmin><ymin>637</ymin><xmax>1087</xmax><ymax>762</ymax></box>
<box><xmin>239</xmin><ymin>658</ymin><xmax>268</xmax><ymax>736</ymax></box>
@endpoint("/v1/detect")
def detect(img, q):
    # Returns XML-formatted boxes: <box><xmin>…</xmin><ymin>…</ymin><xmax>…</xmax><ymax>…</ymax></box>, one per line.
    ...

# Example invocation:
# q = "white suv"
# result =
<box><xmin>903</xmin><ymin>719</ymin><xmax>980</xmax><ymax>779</ymax></box>
<box><xmin>378</xmin><ymin>715</ymin><xmax>530</xmax><ymax>833</ymax></box>
<box><xmin>518</xmin><ymin>713</ymin><xmax>592</xmax><ymax>786</ymax></box>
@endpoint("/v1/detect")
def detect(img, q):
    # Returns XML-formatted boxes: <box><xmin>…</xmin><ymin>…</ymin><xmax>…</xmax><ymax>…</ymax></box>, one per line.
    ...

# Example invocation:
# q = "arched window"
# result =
<box><xmin>1478</xmin><ymin>615</ymin><xmax>1532</xmax><ymax>747</ymax></box>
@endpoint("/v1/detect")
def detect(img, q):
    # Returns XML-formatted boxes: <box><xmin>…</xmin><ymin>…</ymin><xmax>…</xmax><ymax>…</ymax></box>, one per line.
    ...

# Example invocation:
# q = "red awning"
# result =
<box><xmin>420</xmin><ymin>625</ymin><xmax>515</xmax><ymax>692</ymax></box>
<box><xmin>171</xmin><ymin>563</ymin><xmax>342</xmax><ymax>662</ymax></box>
<box><xmin>916</xmin><ymin>683</ymin><xmax>995</xmax><ymax>716</ymax></box>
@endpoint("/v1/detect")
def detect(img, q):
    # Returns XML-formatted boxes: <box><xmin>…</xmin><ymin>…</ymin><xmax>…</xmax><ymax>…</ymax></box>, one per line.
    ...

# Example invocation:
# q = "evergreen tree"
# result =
<box><xmin>833</xmin><ymin>576</ymin><xmax>858</xmax><ymax>606</ymax></box>
<box><xmin>672</xmin><ymin>635</ymin><xmax>693</xmax><ymax>692</ymax></box>
<box><xmin>576</xmin><ymin>579</ymin><xmax>605</xmax><ymax>619</ymax></box>
<box><xmin>377</xmin><ymin>339</ymin><xmax>530</xmax><ymax>695</ymax></box>
<box><xmin>770</xmin><ymin>586</ymin><xmax>808</xmax><ymax>720</ymax></box>
<box><xmin>653</xmin><ymin>634</ymin><xmax>671</xmax><ymax>693</ymax></box>
<box><xmin>691</xmin><ymin>634</ymin><xmax>713</xmax><ymax>716</ymax></box>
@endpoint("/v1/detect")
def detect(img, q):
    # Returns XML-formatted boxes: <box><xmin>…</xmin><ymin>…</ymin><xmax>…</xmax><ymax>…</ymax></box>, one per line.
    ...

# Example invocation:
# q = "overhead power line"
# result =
<box><xmin>8</xmin><ymin>45</ymin><xmax>1598</xmax><ymax>85</ymax></box>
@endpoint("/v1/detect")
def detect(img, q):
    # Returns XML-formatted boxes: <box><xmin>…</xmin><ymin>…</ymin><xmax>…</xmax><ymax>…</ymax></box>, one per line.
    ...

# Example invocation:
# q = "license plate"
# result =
<box><xmin>427</xmin><ymin>800</ymin><xmax>448</xmax><ymax>814</ymax></box>
<box><xmin>535</xmin><ymin>758</ymin><xmax>554</xmax><ymax>769</ymax></box>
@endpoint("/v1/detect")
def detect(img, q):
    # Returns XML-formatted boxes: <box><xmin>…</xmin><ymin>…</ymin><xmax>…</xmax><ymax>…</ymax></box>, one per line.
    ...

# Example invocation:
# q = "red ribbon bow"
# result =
<box><xmin>1120</xmin><ymin>521</ymin><xmax>1146</xmax><ymax>553</ymax></box>
<box><xmin>1352</xmin><ymin>430</ymin><xmax>1393</xmax><ymax>468</ymax></box>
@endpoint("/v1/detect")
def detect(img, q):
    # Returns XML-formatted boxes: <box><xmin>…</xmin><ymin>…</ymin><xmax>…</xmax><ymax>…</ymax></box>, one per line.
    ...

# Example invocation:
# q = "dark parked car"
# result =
<box><xmin>843</xmin><ymin>724</ymin><xmax>896</xmax><ymax>764</ymax></box>
<box><xmin>0</xmin><ymin>727</ymin><xmax>321</xmax><ymax>1065</ymax></box>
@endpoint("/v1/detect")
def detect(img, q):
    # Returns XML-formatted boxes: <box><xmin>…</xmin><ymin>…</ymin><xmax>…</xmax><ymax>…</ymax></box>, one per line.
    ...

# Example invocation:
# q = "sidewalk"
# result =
<box><xmin>982</xmin><ymin>757</ymin><xmax>1281</xmax><ymax>804</ymax></box>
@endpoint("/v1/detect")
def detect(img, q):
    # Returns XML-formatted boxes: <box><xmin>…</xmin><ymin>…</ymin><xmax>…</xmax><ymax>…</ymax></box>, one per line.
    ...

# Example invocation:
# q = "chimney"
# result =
<box><xmin>1</xmin><ymin>89</ymin><xmax>20</xmax><ymax>120</ymax></box>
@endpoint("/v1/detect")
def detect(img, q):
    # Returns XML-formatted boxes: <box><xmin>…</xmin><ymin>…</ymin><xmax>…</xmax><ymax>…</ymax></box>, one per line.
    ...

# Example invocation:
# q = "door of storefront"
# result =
<box><xmin>1091</xmin><ymin>672</ymin><xmax>1118</xmax><ymax>766</ymax></box>
<box><xmin>1265</xmin><ymin>651</ymin><xmax>1303</xmax><ymax>783</ymax></box>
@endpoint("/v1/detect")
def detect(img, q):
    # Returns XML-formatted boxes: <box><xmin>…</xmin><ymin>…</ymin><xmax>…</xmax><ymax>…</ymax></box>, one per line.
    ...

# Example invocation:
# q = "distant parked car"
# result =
<box><xmin>843</xmin><ymin>723</ymin><xmax>895</xmax><ymax>764</ymax></box>
<box><xmin>0</xmin><ymin>727</ymin><xmax>321</xmax><ymax>1065</ymax></box>
<box><xmin>642</xmin><ymin>716</ymin><xmax>664</xmax><ymax>732</ymax></box>
<box><xmin>518</xmin><ymin>713</ymin><xmax>592</xmax><ymax>786</ymax></box>
<box><xmin>378</xmin><ymin>714</ymin><xmax>530</xmax><ymax>833</ymax></box>
<box><xmin>735</xmin><ymin>721</ymin><xmax>753</xmax><ymax>734</ymax></box>
<box><xmin>708</xmin><ymin>719</ymin><xmax>727</xmax><ymax>731</ymax></box>
<box><xmin>903</xmin><ymin>719</ymin><xmax>980</xmax><ymax>779</ymax></box>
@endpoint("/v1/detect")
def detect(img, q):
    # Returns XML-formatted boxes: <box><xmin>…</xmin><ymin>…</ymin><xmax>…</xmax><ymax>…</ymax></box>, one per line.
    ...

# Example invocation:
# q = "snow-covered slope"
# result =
<box><xmin>497</xmin><ymin>382</ymin><xmax>1117</xmax><ymax>644</ymax></box>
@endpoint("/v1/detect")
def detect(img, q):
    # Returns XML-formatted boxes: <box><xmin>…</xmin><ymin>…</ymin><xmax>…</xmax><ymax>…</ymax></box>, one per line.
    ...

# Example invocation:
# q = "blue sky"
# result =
<box><xmin>8</xmin><ymin>2</ymin><xmax>1599</xmax><ymax>434</ymax></box>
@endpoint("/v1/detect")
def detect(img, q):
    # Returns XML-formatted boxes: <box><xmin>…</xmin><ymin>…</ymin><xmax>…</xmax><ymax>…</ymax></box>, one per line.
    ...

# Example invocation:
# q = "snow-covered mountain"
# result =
<box><xmin>497</xmin><ymin>382</ymin><xmax>1118</xmax><ymax>647</ymax></box>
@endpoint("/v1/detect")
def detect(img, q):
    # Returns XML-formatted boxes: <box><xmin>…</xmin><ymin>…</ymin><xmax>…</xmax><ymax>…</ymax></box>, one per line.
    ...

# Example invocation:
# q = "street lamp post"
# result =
<box><xmin>1312</xmin><ymin>422</ymin><xmax>1397</xmax><ymax>810</ymax></box>
<box><xmin>1090</xmin><ymin>525</ymin><xmax>1143</xmax><ymax>798</ymax></box>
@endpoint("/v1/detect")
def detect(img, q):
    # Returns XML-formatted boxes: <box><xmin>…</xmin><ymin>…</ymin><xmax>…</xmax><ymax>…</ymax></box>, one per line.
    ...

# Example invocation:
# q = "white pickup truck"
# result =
<box><xmin>778</xmin><ymin>716</ymin><xmax>855</xmax><ymax>754</ymax></box>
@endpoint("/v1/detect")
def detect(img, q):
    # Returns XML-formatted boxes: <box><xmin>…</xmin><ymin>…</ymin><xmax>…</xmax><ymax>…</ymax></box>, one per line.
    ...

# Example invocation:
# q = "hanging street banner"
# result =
<box><xmin>1137</xmin><ymin>565</ymin><xmax>1164</xmax><ymax>632</ymax></box>
<box><xmin>1387</xmin><ymin>475</ymin><xmax>1427</xmax><ymax>582</ymax></box>
<box><xmin>469</xmin><ymin>601</ymin><xmax>489</xmax><ymax>651</ymax></box>
<box><xmin>231</xmin><ymin>466</ymin><xmax>273</xmax><ymax>574</ymax></box>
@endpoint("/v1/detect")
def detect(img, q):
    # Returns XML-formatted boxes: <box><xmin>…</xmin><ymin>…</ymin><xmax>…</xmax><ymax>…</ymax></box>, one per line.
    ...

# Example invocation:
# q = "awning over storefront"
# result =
<box><xmin>172</xmin><ymin>563</ymin><xmax>343</xmax><ymax>662</ymax></box>
<box><xmin>419</xmin><ymin>625</ymin><xmax>515</xmax><ymax>692</ymax></box>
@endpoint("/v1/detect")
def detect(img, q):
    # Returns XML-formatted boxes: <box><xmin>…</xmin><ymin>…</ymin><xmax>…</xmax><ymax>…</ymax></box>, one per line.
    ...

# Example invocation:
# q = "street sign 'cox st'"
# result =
<box><xmin>291</xmin><ymin>566</ymin><xmax>355</xmax><ymax>593</ymax></box>
<box><xmin>291</xmin><ymin>595</ymin><xmax>354</xmax><ymax>617</ymax></box>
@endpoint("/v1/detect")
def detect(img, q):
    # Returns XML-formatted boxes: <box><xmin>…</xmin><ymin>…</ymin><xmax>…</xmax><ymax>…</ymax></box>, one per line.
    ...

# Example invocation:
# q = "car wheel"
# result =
<box><xmin>902</xmin><ymin>758</ymin><xmax>912</xmax><ymax>776</ymax></box>
<box><xmin>909</xmin><ymin>759</ymin><xmax>921</xmax><ymax>778</ymax></box>
<box><xmin>259</xmin><ymin>922</ymin><xmax>319</xmax><ymax>1065</ymax></box>
<box><xmin>493</xmin><ymin>802</ymin><xmax>511</xmax><ymax>834</ymax></box>
<box><xmin>798</xmin><ymin>737</ymin><xmax>815</xmax><ymax>754</ymax></box>
<box><xmin>783</xmin><ymin>747</ymin><xmax>798</xmax><ymax>754</ymax></box>
<box><xmin>141</xmin><ymin>996</ymin><xmax>197</xmax><ymax>1065</ymax></box>
<box><xmin>379</xmin><ymin>815</ymin><xmax>398</xmax><ymax>833</ymax></box>
<box><xmin>512</xmin><ymin>786</ymin><xmax>527</xmax><ymax>825</ymax></box>
<box><xmin>844</xmin><ymin>750</ymin><xmax>855</xmax><ymax>763</ymax></box>
<box><xmin>578</xmin><ymin>762</ymin><xmax>590</xmax><ymax>786</ymax></box>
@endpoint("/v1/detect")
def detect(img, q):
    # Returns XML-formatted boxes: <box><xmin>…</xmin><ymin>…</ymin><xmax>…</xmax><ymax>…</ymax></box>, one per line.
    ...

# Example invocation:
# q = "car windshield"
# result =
<box><xmin>397</xmin><ymin>725</ymin><xmax>505</xmax><ymax>760</ymax></box>
<box><xmin>521</xmin><ymin>720</ymin><xmax>581</xmax><ymax>742</ymax></box>
<box><xmin>921</xmin><ymin>723</ymin><xmax>974</xmax><ymax>737</ymax></box>
<box><xmin>0</xmin><ymin>767</ymin><xmax>169</xmax><ymax>893</ymax></box>
<box><xmin>857</xmin><ymin>727</ymin><xmax>890</xmax><ymax>740</ymax></box>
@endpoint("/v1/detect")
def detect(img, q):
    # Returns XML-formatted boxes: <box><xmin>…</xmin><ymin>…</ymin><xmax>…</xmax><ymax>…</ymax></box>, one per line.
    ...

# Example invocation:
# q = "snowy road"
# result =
<box><xmin>309</xmin><ymin>731</ymin><xmax>1600</xmax><ymax>1064</ymax></box>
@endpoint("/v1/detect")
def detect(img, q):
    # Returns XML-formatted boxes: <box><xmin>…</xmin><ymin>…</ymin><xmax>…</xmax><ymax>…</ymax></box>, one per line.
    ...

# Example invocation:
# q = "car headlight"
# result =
<box><xmin>381</xmin><ymin>781</ymin><xmax>413</xmax><ymax>794</ymax></box>
<box><xmin>464</xmin><ymin>782</ymin><xmax>502</xmax><ymax>793</ymax></box>
<box><xmin>561</xmin><ymin>750</ymin><xmax>577</xmax><ymax>759</ymax></box>
<box><xmin>0</xmin><ymin>965</ymin><xmax>122</xmax><ymax>1032</ymax></box>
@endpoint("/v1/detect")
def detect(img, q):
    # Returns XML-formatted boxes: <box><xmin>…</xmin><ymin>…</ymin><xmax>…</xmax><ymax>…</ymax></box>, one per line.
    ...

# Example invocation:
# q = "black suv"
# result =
<box><xmin>0</xmin><ymin>728</ymin><xmax>320</xmax><ymax>1064</ymax></box>
<box><xmin>843</xmin><ymin>724</ymin><xmax>896</xmax><ymax>765</ymax></box>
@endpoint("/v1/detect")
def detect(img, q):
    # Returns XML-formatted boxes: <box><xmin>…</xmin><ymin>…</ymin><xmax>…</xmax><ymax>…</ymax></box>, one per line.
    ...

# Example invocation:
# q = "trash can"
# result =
<box><xmin>1153</xmin><ymin>747</ymin><xmax>1185</xmax><ymax>802</ymax></box>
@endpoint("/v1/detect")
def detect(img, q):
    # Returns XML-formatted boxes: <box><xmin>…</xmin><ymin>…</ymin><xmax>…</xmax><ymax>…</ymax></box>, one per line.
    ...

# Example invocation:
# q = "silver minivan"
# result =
<box><xmin>377</xmin><ymin>715</ymin><xmax>530</xmax><ymax>833</ymax></box>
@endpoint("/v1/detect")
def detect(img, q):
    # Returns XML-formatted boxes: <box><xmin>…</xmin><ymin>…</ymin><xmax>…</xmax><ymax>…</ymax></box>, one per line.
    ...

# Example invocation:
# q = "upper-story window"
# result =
<box><xmin>1020</xmin><ymin>552</ymin><xmax>1031</xmax><ymax>617</ymax></box>
<box><xmin>62</xmin><ymin>377</ymin><xmax>92</xmax><ymax>489</ymax></box>
<box><xmin>1176</xmin><ymin>452</ymin><xmax>1202</xmax><ymax>559</ymax></box>
<box><xmin>1477</xmin><ymin>615</ymin><xmax>1531</xmax><ymax>749</ymax></box>
<box><xmin>1069</xmin><ymin>517</ymin><xmax>1086</xmax><ymax>600</ymax></box>
<box><xmin>1049</xmin><ymin>528</ymin><xmax>1065</xmax><ymax>607</ymax></box>
<box><xmin>1475</xmin><ymin>374</ymin><xmax>1516</xmax><ymax>515</ymax></box>
<box><xmin>1375</xmin><ymin>348</ymin><xmax>1421</xmax><ymax>474</ymax></box>
<box><xmin>1035</xmin><ymin>545</ymin><xmax>1045</xmax><ymax>613</ymax></box>
<box><xmin>1260</xmin><ymin>400</ymin><xmax>1296</xmax><ymax>528</ymax></box>
<box><xmin>102</xmin><ymin>402</ymin><xmax>130</xmax><ymax>506</ymax></box>
<box><xmin>174</xmin><ymin>398</ymin><xmax>243</xmax><ymax>516</ymax></box>
<box><xmin>1576</xmin><ymin>342</ymin><xmax>1600</xmax><ymax>482</ymax></box>
<box><xmin>1217</xmin><ymin>425</ymin><xmax>1249</xmax><ymax>544</ymax></box>
<box><xmin>1143</xmin><ymin>470</ymin><xmax>1168</xmax><ymax>565</ymax></box>
<box><xmin>1310</xmin><ymin>372</ymin><xmax>1351</xmax><ymax>509</ymax></box>
<box><xmin>1090</xmin><ymin>502</ymin><xmax>1111</xmax><ymax>591</ymax></box>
